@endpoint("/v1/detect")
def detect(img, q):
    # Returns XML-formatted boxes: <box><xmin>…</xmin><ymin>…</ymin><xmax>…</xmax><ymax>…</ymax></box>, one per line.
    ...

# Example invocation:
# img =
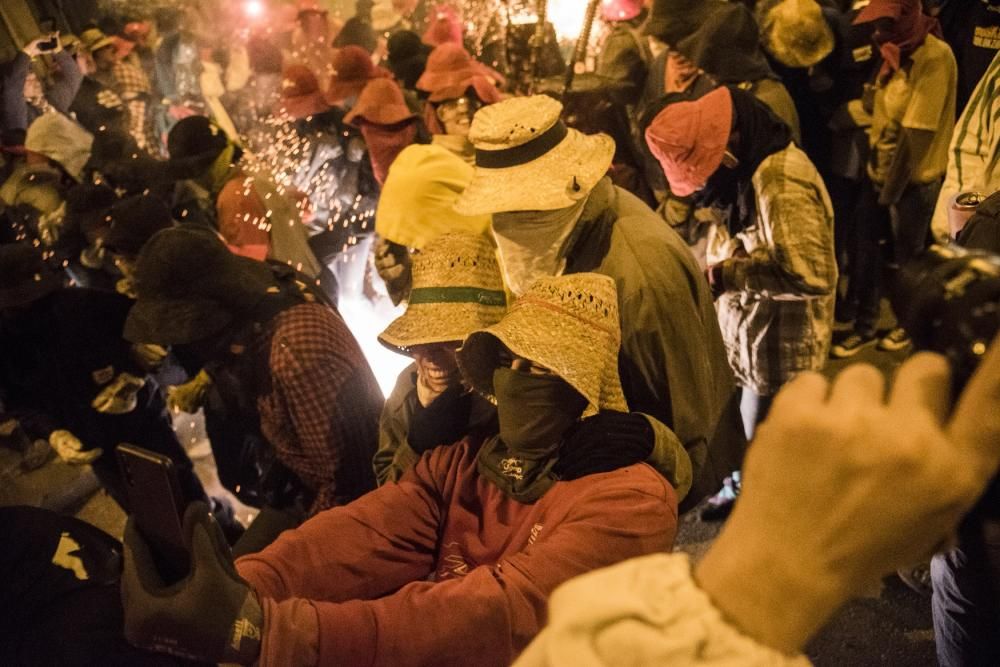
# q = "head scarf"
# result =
<box><xmin>694</xmin><ymin>87</ymin><xmax>792</xmax><ymax>236</ymax></box>
<box><xmin>858</xmin><ymin>0</ymin><xmax>942</xmax><ymax>83</ymax></box>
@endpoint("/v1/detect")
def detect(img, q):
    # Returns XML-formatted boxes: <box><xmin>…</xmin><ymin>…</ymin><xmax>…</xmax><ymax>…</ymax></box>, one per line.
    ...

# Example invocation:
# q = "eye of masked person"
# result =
<box><xmin>496</xmin><ymin>347</ymin><xmax>555</xmax><ymax>377</ymax></box>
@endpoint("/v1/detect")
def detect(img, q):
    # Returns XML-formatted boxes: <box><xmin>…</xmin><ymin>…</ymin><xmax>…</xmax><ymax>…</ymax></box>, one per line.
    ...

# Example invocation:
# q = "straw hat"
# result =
<box><xmin>376</xmin><ymin>144</ymin><xmax>492</xmax><ymax>248</ymax></box>
<box><xmin>416</xmin><ymin>43</ymin><xmax>505</xmax><ymax>102</ymax></box>
<box><xmin>758</xmin><ymin>0</ymin><xmax>835</xmax><ymax>68</ymax></box>
<box><xmin>458</xmin><ymin>273</ymin><xmax>627</xmax><ymax>418</ymax></box>
<box><xmin>645</xmin><ymin>86</ymin><xmax>733</xmax><ymax>197</ymax></box>
<box><xmin>453</xmin><ymin>95</ymin><xmax>615</xmax><ymax>216</ymax></box>
<box><xmin>79</xmin><ymin>28</ymin><xmax>115</xmax><ymax>55</ymax></box>
<box><xmin>325</xmin><ymin>45</ymin><xmax>391</xmax><ymax>104</ymax></box>
<box><xmin>344</xmin><ymin>78</ymin><xmax>417</xmax><ymax>126</ymax></box>
<box><xmin>378</xmin><ymin>233</ymin><xmax>506</xmax><ymax>354</ymax></box>
<box><xmin>278</xmin><ymin>65</ymin><xmax>331</xmax><ymax>119</ymax></box>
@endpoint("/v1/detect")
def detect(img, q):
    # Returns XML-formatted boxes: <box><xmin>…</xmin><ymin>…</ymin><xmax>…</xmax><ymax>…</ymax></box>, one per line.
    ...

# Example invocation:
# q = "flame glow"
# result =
<box><xmin>547</xmin><ymin>0</ymin><xmax>588</xmax><ymax>42</ymax></box>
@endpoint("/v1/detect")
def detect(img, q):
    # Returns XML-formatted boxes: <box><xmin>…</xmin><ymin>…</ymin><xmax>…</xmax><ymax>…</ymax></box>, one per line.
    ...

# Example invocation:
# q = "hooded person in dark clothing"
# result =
<box><xmin>124</xmin><ymin>226</ymin><xmax>384</xmax><ymax>553</ymax></box>
<box><xmin>0</xmin><ymin>244</ymin><xmax>233</xmax><ymax>535</ymax></box>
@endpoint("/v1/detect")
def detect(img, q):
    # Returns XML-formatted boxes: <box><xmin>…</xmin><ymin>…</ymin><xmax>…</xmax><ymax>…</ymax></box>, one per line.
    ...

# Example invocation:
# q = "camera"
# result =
<box><xmin>890</xmin><ymin>244</ymin><xmax>1000</xmax><ymax>514</ymax></box>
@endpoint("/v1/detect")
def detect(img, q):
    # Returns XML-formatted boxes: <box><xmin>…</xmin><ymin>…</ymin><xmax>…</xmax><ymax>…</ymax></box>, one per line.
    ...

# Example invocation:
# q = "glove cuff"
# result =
<box><xmin>222</xmin><ymin>590</ymin><xmax>264</xmax><ymax>665</ymax></box>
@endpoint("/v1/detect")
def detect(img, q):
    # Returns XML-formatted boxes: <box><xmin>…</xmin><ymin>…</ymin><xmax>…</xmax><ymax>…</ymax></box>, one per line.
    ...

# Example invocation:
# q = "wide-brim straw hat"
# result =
<box><xmin>758</xmin><ymin>0</ymin><xmax>835</xmax><ymax>68</ymax></box>
<box><xmin>457</xmin><ymin>273</ymin><xmax>628</xmax><ymax>418</ymax></box>
<box><xmin>0</xmin><ymin>244</ymin><xmax>61</xmax><ymax>309</ymax></box>
<box><xmin>80</xmin><ymin>27</ymin><xmax>116</xmax><ymax>54</ymax></box>
<box><xmin>453</xmin><ymin>95</ymin><xmax>615</xmax><ymax>215</ymax></box>
<box><xmin>379</xmin><ymin>233</ymin><xmax>506</xmax><ymax>354</ymax></box>
<box><xmin>345</xmin><ymin>78</ymin><xmax>417</xmax><ymax>126</ymax></box>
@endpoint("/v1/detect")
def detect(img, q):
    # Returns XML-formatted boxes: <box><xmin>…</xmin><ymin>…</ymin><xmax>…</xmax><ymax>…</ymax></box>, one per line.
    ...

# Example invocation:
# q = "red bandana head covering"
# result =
<box><xmin>854</xmin><ymin>0</ymin><xmax>942</xmax><ymax>83</ymax></box>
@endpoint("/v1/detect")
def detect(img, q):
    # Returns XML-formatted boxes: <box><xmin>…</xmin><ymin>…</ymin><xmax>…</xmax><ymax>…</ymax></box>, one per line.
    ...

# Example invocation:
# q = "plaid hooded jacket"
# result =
<box><xmin>715</xmin><ymin>144</ymin><xmax>837</xmax><ymax>395</ymax></box>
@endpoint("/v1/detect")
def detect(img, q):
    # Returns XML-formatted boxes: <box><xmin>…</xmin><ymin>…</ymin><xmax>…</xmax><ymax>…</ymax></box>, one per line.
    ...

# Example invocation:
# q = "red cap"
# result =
<box><xmin>601</xmin><ymin>0</ymin><xmax>642</xmax><ymax>22</ymax></box>
<box><xmin>645</xmin><ymin>87</ymin><xmax>733</xmax><ymax>198</ymax></box>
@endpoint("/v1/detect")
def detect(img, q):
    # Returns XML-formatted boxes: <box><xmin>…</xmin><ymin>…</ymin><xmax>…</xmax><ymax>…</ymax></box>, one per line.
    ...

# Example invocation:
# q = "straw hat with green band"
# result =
<box><xmin>378</xmin><ymin>233</ymin><xmax>507</xmax><ymax>355</ymax></box>
<box><xmin>457</xmin><ymin>273</ymin><xmax>628</xmax><ymax>418</ymax></box>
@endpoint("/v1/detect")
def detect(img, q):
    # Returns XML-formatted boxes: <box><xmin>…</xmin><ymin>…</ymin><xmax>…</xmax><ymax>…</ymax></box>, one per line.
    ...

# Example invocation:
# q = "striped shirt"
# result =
<box><xmin>932</xmin><ymin>49</ymin><xmax>1000</xmax><ymax>240</ymax></box>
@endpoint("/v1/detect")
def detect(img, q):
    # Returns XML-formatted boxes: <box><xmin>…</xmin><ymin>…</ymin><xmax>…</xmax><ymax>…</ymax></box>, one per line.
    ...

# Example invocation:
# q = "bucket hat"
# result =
<box><xmin>79</xmin><ymin>27</ymin><xmax>116</xmax><ymax>55</ymax></box>
<box><xmin>645</xmin><ymin>0</ymin><xmax>725</xmax><ymax>45</ymax></box>
<box><xmin>166</xmin><ymin>116</ymin><xmax>231</xmax><ymax>180</ymax></box>
<box><xmin>453</xmin><ymin>95</ymin><xmax>615</xmax><ymax>215</ymax></box>
<box><xmin>602</xmin><ymin>0</ymin><xmax>643</xmax><ymax>22</ymax></box>
<box><xmin>379</xmin><ymin>233</ymin><xmax>506</xmax><ymax>354</ymax></box>
<box><xmin>416</xmin><ymin>43</ymin><xmax>505</xmax><ymax>102</ymax></box>
<box><xmin>376</xmin><ymin>144</ymin><xmax>492</xmax><ymax>248</ymax></box>
<box><xmin>345</xmin><ymin>78</ymin><xmax>417</xmax><ymax>126</ymax></box>
<box><xmin>278</xmin><ymin>65</ymin><xmax>331</xmax><ymax>119</ymax></box>
<box><xmin>102</xmin><ymin>195</ymin><xmax>175</xmax><ymax>259</ymax></box>
<box><xmin>758</xmin><ymin>0</ymin><xmax>835</xmax><ymax>68</ymax></box>
<box><xmin>325</xmin><ymin>46</ymin><xmax>391</xmax><ymax>104</ymax></box>
<box><xmin>645</xmin><ymin>86</ymin><xmax>733</xmax><ymax>197</ymax></box>
<box><xmin>422</xmin><ymin>5</ymin><xmax>463</xmax><ymax>47</ymax></box>
<box><xmin>457</xmin><ymin>273</ymin><xmax>627</xmax><ymax>418</ymax></box>
<box><xmin>124</xmin><ymin>227</ymin><xmax>278</xmax><ymax>345</ymax></box>
<box><xmin>0</xmin><ymin>244</ymin><xmax>61</xmax><ymax>309</ymax></box>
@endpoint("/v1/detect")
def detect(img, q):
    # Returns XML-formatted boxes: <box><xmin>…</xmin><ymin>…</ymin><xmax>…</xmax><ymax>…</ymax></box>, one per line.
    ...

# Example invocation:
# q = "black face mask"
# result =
<box><xmin>493</xmin><ymin>366</ymin><xmax>587</xmax><ymax>457</ymax></box>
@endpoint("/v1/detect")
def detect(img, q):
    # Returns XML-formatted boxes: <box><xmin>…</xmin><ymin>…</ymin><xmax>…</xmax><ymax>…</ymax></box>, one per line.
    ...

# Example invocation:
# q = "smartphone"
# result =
<box><xmin>37</xmin><ymin>18</ymin><xmax>57</xmax><ymax>52</ymax></box>
<box><xmin>117</xmin><ymin>444</ymin><xmax>190</xmax><ymax>583</ymax></box>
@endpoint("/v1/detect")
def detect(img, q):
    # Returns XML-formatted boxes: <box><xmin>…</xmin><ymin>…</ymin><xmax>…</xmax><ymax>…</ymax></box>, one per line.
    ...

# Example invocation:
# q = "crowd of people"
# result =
<box><xmin>2</xmin><ymin>0</ymin><xmax>1000</xmax><ymax>664</ymax></box>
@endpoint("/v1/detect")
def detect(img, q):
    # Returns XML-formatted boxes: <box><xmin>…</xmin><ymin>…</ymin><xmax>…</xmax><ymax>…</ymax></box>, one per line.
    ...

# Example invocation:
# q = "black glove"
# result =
<box><xmin>122</xmin><ymin>501</ymin><xmax>263</xmax><ymax>664</ymax></box>
<box><xmin>553</xmin><ymin>411</ymin><xmax>655</xmax><ymax>480</ymax></box>
<box><xmin>408</xmin><ymin>384</ymin><xmax>474</xmax><ymax>454</ymax></box>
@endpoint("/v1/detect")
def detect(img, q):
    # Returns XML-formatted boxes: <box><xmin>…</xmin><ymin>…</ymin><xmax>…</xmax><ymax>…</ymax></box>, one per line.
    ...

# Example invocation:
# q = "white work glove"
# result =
<box><xmin>167</xmin><ymin>370</ymin><xmax>213</xmax><ymax>414</ymax></box>
<box><xmin>695</xmin><ymin>340</ymin><xmax>1000</xmax><ymax>655</ymax></box>
<box><xmin>92</xmin><ymin>373</ymin><xmax>147</xmax><ymax>415</ymax></box>
<box><xmin>132</xmin><ymin>343</ymin><xmax>169</xmax><ymax>373</ymax></box>
<box><xmin>49</xmin><ymin>430</ymin><xmax>101</xmax><ymax>464</ymax></box>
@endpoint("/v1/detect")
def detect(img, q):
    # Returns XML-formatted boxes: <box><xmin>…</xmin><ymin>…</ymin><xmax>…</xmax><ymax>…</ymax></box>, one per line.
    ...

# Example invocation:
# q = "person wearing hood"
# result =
<box><xmin>372</xmin><ymin>142</ymin><xmax>492</xmax><ymax>305</ymax></box>
<box><xmin>0</xmin><ymin>243</ymin><xmax>229</xmax><ymax>535</ymax></box>
<box><xmin>453</xmin><ymin>95</ymin><xmax>745</xmax><ymax>512</ymax></box>
<box><xmin>121</xmin><ymin>272</ymin><xmax>687</xmax><ymax>666</ymax></box>
<box><xmin>386</xmin><ymin>29</ymin><xmax>432</xmax><ymax>95</ymax></box>
<box><xmin>345</xmin><ymin>77</ymin><xmax>427</xmax><ymax>185</ymax></box>
<box><xmin>166</xmin><ymin>115</ymin><xmax>323</xmax><ymax>283</ymax></box>
<box><xmin>594</xmin><ymin>0</ymin><xmax>651</xmax><ymax>107</ymax></box>
<box><xmin>934</xmin><ymin>0</ymin><xmax>1000</xmax><ymax>114</ymax></box>
<box><xmin>123</xmin><ymin>226</ymin><xmax>384</xmax><ymax>551</ymax></box>
<box><xmin>0</xmin><ymin>113</ymin><xmax>93</xmax><ymax>250</ymax></box>
<box><xmin>324</xmin><ymin>45</ymin><xmax>392</xmax><ymax>112</ymax></box>
<box><xmin>673</xmin><ymin>3</ymin><xmax>802</xmax><ymax>146</ymax></box>
<box><xmin>832</xmin><ymin>0</ymin><xmax>957</xmax><ymax>357</ymax></box>
<box><xmin>373</xmin><ymin>233</ymin><xmax>505</xmax><ymax>484</ymax></box>
<box><xmin>288</xmin><ymin>1</ymin><xmax>339</xmax><ymax>91</ymax></box>
<box><xmin>416</xmin><ymin>42</ymin><xmax>505</xmax><ymax>164</ymax></box>
<box><xmin>647</xmin><ymin>86</ymin><xmax>837</xmax><ymax>519</ymax></box>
